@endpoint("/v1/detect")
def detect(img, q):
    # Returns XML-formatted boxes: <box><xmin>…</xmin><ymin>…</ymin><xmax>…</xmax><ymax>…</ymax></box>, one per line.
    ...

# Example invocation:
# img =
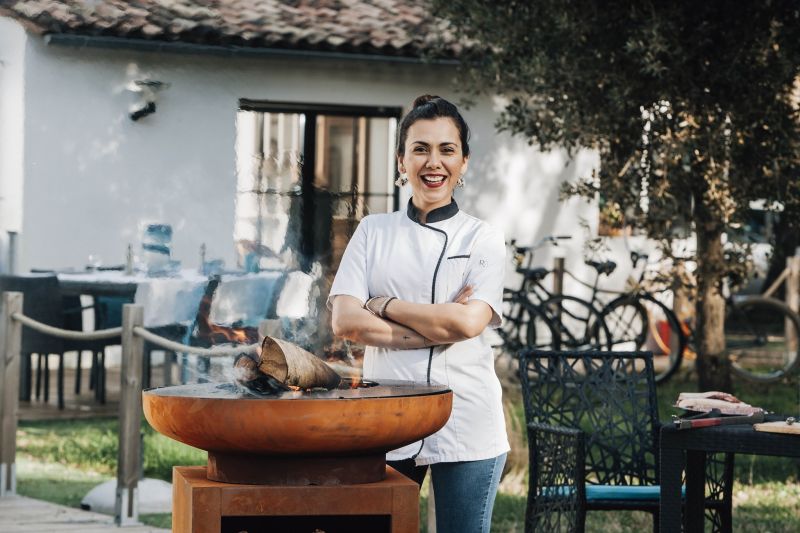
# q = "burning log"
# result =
<box><xmin>234</xmin><ymin>336</ymin><xmax>342</xmax><ymax>394</ymax></box>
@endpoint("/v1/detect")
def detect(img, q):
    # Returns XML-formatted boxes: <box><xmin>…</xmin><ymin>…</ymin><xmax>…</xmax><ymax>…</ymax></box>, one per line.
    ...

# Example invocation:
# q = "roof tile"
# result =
<box><xmin>0</xmin><ymin>0</ymin><xmax>459</xmax><ymax>58</ymax></box>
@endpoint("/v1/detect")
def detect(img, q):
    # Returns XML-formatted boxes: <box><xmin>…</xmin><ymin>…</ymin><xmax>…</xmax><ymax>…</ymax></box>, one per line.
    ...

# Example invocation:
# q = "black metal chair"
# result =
<box><xmin>61</xmin><ymin>293</ymin><xmax>94</xmax><ymax>396</ymax></box>
<box><xmin>0</xmin><ymin>274</ymin><xmax>107</xmax><ymax>409</ymax></box>
<box><xmin>518</xmin><ymin>349</ymin><xmax>734</xmax><ymax>533</ymax></box>
<box><xmin>26</xmin><ymin>269</ymin><xmax>127</xmax><ymax>405</ymax></box>
<box><xmin>88</xmin><ymin>294</ymin><xmax>134</xmax><ymax>402</ymax></box>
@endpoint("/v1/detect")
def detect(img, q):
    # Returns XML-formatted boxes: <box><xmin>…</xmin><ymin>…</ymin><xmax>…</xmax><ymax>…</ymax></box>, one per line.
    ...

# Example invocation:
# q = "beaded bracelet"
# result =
<box><xmin>363</xmin><ymin>296</ymin><xmax>396</xmax><ymax>319</ymax></box>
<box><xmin>379</xmin><ymin>296</ymin><xmax>396</xmax><ymax>318</ymax></box>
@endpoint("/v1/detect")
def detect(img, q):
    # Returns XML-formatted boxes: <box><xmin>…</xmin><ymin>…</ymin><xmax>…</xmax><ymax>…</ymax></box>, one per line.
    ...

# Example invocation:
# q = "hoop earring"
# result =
<box><xmin>456</xmin><ymin>175</ymin><xmax>465</xmax><ymax>188</ymax></box>
<box><xmin>395</xmin><ymin>174</ymin><xmax>408</xmax><ymax>187</ymax></box>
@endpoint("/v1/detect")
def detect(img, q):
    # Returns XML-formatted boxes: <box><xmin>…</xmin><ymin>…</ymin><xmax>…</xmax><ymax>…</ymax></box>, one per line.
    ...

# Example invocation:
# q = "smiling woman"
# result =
<box><xmin>329</xmin><ymin>95</ymin><xmax>508</xmax><ymax>533</ymax></box>
<box><xmin>398</xmin><ymin>112</ymin><xmax>469</xmax><ymax>219</ymax></box>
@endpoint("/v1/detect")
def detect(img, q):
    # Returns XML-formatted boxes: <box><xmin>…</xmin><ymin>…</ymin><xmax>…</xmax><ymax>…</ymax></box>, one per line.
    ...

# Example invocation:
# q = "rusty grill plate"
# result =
<box><xmin>145</xmin><ymin>379</ymin><xmax>449</xmax><ymax>400</ymax></box>
<box><xmin>142</xmin><ymin>379</ymin><xmax>453</xmax><ymax>485</ymax></box>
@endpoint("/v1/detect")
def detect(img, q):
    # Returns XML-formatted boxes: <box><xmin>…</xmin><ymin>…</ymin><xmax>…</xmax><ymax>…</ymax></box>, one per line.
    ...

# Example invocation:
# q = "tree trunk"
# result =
<box><xmin>694</xmin><ymin>225</ymin><xmax>732</xmax><ymax>391</ymax></box>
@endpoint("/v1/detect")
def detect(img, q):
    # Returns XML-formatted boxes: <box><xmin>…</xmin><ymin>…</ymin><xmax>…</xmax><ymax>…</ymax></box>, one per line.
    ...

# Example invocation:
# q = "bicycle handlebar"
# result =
<box><xmin>508</xmin><ymin>235</ymin><xmax>572</xmax><ymax>255</ymax></box>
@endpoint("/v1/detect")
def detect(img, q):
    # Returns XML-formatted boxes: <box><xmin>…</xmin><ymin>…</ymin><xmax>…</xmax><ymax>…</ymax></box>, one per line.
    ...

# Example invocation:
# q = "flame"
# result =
<box><xmin>194</xmin><ymin>279</ymin><xmax>259</xmax><ymax>346</ymax></box>
<box><xmin>200</xmin><ymin>321</ymin><xmax>258</xmax><ymax>345</ymax></box>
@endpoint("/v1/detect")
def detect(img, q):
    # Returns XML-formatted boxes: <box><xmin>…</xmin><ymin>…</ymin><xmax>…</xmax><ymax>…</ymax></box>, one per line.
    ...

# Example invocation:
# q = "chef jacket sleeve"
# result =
<box><xmin>465</xmin><ymin>226</ymin><xmax>505</xmax><ymax>328</ymax></box>
<box><xmin>327</xmin><ymin>217</ymin><xmax>370</xmax><ymax>309</ymax></box>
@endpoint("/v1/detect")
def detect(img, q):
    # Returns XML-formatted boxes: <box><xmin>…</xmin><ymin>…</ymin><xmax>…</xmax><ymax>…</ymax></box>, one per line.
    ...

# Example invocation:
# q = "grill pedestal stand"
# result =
<box><xmin>206</xmin><ymin>452</ymin><xmax>386</xmax><ymax>485</ymax></box>
<box><xmin>173</xmin><ymin>465</ymin><xmax>418</xmax><ymax>533</ymax></box>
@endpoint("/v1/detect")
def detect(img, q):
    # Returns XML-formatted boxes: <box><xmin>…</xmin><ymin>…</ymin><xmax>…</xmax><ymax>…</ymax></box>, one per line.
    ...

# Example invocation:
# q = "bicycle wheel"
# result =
<box><xmin>641</xmin><ymin>296</ymin><xmax>686</xmax><ymax>383</ymax></box>
<box><xmin>595</xmin><ymin>296</ymin><xmax>648</xmax><ymax>350</ymax></box>
<box><xmin>497</xmin><ymin>292</ymin><xmax>530</xmax><ymax>352</ymax></box>
<box><xmin>539</xmin><ymin>295</ymin><xmax>603</xmax><ymax>351</ymax></box>
<box><xmin>727</xmin><ymin>296</ymin><xmax>800</xmax><ymax>382</ymax></box>
<box><xmin>596</xmin><ymin>295</ymin><xmax>685</xmax><ymax>383</ymax></box>
<box><xmin>523</xmin><ymin>301</ymin><xmax>559</xmax><ymax>350</ymax></box>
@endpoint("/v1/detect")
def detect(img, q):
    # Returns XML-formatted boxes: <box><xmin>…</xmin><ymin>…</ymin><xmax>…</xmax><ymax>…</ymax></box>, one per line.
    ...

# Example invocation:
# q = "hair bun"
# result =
<box><xmin>412</xmin><ymin>94</ymin><xmax>439</xmax><ymax>108</ymax></box>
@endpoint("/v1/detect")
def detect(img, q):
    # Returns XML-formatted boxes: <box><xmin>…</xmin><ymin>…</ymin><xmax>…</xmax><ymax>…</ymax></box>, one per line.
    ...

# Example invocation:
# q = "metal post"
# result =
<box><xmin>6</xmin><ymin>232</ymin><xmax>18</xmax><ymax>275</ymax></box>
<box><xmin>790</xmin><ymin>256</ymin><xmax>800</xmax><ymax>478</ymax></box>
<box><xmin>115</xmin><ymin>304</ymin><xmax>144</xmax><ymax>526</ymax></box>
<box><xmin>427</xmin><ymin>482</ymin><xmax>436</xmax><ymax>533</ymax></box>
<box><xmin>786</xmin><ymin>256</ymin><xmax>800</xmax><ymax>352</ymax></box>
<box><xmin>553</xmin><ymin>257</ymin><xmax>565</xmax><ymax>296</ymax></box>
<box><xmin>553</xmin><ymin>257</ymin><xmax>565</xmax><ymax>323</ymax></box>
<box><xmin>0</xmin><ymin>291</ymin><xmax>22</xmax><ymax>497</ymax></box>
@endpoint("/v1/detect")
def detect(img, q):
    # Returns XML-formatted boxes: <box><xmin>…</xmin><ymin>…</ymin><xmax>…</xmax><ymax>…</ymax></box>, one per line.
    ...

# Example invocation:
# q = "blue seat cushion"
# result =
<box><xmin>542</xmin><ymin>485</ymin><xmax>685</xmax><ymax>500</ymax></box>
<box><xmin>588</xmin><ymin>485</ymin><xmax>662</xmax><ymax>501</ymax></box>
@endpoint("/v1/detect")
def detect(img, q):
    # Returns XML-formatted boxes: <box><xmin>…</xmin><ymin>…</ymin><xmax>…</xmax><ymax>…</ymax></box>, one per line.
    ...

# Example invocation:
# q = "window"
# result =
<box><xmin>235</xmin><ymin>101</ymin><xmax>400</xmax><ymax>272</ymax></box>
<box><xmin>234</xmin><ymin>101</ymin><xmax>401</xmax><ymax>357</ymax></box>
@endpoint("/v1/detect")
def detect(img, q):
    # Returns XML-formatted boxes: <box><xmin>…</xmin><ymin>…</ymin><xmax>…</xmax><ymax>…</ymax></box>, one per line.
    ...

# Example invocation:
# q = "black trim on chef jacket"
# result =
<box><xmin>405</xmin><ymin>198</ymin><xmax>459</xmax><ymax>382</ymax></box>
<box><xmin>406</xmin><ymin>198</ymin><xmax>458</xmax><ymax>460</ymax></box>
<box><xmin>406</xmin><ymin>197</ymin><xmax>460</xmax><ymax>224</ymax></box>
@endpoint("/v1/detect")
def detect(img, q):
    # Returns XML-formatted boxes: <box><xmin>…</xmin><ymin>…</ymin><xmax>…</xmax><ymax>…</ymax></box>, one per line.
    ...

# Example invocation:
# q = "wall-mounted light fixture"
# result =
<box><xmin>127</xmin><ymin>79</ymin><xmax>170</xmax><ymax>121</ymax></box>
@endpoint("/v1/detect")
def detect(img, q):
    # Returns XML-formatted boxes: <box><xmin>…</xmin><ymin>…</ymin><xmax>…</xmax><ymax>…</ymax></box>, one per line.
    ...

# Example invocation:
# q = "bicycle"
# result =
<box><xmin>495</xmin><ymin>236</ymin><xmax>608</xmax><ymax>365</ymax></box>
<box><xmin>562</xmin><ymin>251</ymin><xmax>688</xmax><ymax>383</ymax></box>
<box><xmin>574</xmin><ymin>252</ymin><xmax>800</xmax><ymax>383</ymax></box>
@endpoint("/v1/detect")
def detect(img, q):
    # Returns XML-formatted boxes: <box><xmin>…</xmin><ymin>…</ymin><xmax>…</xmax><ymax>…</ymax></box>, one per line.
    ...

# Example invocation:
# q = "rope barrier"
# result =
<box><xmin>11</xmin><ymin>312</ymin><xmax>122</xmax><ymax>340</ymax></box>
<box><xmin>132</xmin><ymin>326</ymin><xmax>258</xmax><ymax>357</ymax></box>
<box><xmin>9</xmin><ymin>310</ymin><xmax>257</xmax><ymax>357</ymax></box>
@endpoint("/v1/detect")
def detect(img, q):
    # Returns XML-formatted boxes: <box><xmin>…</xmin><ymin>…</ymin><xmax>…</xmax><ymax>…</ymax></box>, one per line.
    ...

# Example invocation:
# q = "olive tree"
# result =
<box><xmin>432</xmin><ymin>0</ymin><xmax>800</xmax><ymax>389</ymax></box>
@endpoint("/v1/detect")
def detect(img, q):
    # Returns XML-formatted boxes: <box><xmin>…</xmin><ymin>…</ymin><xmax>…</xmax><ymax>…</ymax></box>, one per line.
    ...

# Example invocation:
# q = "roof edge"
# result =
<box><xmin>42</xmin><ymin>33</ymin><xmax>460</xmax><ymax>66</ymax></box>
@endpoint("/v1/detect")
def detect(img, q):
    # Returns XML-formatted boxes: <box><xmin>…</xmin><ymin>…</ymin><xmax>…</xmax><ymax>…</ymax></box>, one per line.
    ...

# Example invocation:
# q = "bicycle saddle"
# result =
<box><xmin>517</xmin><ymin>266</ymin><xmax>549</xmax><ymax>282</ymax></box>
<box><xmin>585</xmin><ymin>260</ymin><xmax>617</xmax><ymax>276</ymax></box>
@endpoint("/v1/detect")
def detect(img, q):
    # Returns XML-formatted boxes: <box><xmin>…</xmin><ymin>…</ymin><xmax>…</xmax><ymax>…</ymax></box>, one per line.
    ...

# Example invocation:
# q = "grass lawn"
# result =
<box><xmin>16</xmin><ymin>418</ymin><xmax>204</xmax><ymax>529</ymax></box>
<box><xmin>13</xmin><ymin>370</ymin><xmax>800</xmax><ymax>531</ymax></box>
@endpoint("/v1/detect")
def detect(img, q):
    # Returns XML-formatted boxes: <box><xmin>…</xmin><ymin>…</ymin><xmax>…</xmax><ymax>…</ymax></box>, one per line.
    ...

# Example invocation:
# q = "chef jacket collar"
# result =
<box><xmin>406</xmin><ymin>197</ymin><xmax>459</xmax><ymax>224</ymax></box>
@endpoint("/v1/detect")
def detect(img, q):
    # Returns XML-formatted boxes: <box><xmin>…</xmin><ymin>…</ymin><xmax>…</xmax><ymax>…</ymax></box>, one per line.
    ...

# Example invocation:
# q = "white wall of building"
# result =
<box><xmin>7</xmin><ymin>23</ymin><xmax>617</xmax><ymax>291</ymax></box>
<box><xmin>0</xmin><ymin>17</ymin><xmax>27</xmax><ymax>272</ymax></box>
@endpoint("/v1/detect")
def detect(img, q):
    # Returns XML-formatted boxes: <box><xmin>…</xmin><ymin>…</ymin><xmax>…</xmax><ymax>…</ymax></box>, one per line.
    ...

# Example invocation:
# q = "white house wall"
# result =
<box><xmin>15</xmin><ymin>30</ymin><xmax>607</xmax><ymax>291</ymax></box>
<box><xmin>0</xmin><ymin>17</ymin><xmax>27</xmax><ymax>272</ymax></box>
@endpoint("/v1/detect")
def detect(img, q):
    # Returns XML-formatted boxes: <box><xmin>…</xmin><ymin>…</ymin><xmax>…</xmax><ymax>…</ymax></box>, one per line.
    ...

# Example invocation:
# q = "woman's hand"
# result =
<box><xmin>452</xmin><ymin>284</ymin><xmax>474</xmax><ymax>304</ymax></box>
<box><xmin>382</xmin><ymin>285</ymin><xmax>493</xmax><ymax>344</ymax></box>
<box><xmin>331</xmin><ymin>295</ymin><xmax>434</xmax><ymax>350</ymax></box>
<box><xmin>331</xmin><ymin>283</ymin><xmax>491</xmax><ymax>348</ymax></box>
<box><xmin>366</xmin><ymin>284</ymin><xmax>473</xmax><ymax>319</ymax></box>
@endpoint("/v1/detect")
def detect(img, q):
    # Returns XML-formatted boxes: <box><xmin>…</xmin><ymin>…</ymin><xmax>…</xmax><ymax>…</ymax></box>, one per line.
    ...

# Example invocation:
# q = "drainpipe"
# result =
<box><xmin>6</xmin><ymin>231</ymin><xmax>17</xmax><ymax>274</ymax></box>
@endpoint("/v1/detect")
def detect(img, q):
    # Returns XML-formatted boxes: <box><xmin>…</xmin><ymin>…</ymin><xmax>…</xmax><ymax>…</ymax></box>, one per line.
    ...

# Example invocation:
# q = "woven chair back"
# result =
<box><xmin>519</xmin><ymin>349</ymin><xmax>660</xmax><ymax>486</ymax></box>
<box><xmin>0</xmin><ymin>274</ymin><xmax>65</xmax><ymax>355</ymax></box>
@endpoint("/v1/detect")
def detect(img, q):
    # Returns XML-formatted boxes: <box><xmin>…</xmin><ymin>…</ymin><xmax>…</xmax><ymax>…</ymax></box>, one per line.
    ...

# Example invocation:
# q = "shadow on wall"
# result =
<box><xmin>458</xmin><ymin>135</ymin><xmax>599</xmax><ymax>247</ymax></box>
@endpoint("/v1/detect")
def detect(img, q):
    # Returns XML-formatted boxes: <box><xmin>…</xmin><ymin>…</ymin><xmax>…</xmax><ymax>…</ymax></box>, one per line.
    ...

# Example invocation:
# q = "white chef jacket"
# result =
<box><xmin>328</xmin><ymin>199</ymin><xmax>510</xmax><ymax>465</ymax></box>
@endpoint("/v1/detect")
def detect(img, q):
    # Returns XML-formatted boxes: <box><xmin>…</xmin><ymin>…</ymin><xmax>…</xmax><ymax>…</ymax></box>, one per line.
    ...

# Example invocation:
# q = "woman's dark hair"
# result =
<box><xmin>396</xmin><ymin>95</ymin><xmax>470</xmax><ymax>157</ymax></box>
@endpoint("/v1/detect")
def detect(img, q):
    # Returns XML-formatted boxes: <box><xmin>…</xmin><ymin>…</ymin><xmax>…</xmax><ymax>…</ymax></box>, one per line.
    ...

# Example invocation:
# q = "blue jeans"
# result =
<box><xmin>389</xmin><ymin>453</ymin><xmax>507</xmax><ymax>533</ymax></box>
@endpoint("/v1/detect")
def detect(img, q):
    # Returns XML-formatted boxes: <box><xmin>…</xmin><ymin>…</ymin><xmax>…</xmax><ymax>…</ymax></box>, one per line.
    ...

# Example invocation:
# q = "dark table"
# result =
<box><xmin>660</xmin><ymin>415</ymin><xmax>799</xmax><ymax>532</ymax></box>
<box><xmin>58</xmin><ymin>272</ymin><xmax>138</xmax><ymax>297</ymax></box>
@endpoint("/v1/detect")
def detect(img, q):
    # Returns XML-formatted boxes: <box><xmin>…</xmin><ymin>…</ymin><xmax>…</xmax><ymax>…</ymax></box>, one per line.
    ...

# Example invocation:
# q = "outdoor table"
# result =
<box><xmin>58</xmin><ymin>270</ymin><xmax>282</xmax><ymax>328</ymax></box>
<box><xmin>56</xmin><ymin>269</ymin><xmax>286</xmax><ymax>388</ymax></box>
<box><xmin>59</xmin><ymin>270</ymin><xmax>207</xmax><ymax>328</ymax></box>
<box><xmin>659</xmin><ymin>414</ymin><xmax>799</xmax><ymax>532</ymax></box>
<box><xmin>58</xmin><ymin>270</ymin><xmax>140</xmax><ymax>298</ymax></box>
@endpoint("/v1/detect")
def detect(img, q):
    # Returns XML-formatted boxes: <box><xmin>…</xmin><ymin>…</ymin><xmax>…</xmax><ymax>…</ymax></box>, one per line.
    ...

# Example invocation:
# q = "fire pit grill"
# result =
<box><xmin>143</xmin><ymin>379</ymin><xmax>452</xmax><ymax>485</ymax></box>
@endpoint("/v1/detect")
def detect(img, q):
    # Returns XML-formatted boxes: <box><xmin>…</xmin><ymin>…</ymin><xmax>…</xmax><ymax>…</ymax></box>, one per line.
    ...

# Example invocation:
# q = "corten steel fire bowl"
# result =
<box><xmin>142</xmin><ymin>380</ymin><xmax>452</xmax><ymax>485</ymax></box>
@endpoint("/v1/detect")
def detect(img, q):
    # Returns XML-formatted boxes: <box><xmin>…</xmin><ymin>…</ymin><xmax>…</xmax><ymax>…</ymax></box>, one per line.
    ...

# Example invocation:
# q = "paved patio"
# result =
<box><xmin>0</xmin><ymin>494</ymin><xmax>168</xmax><ymax>532</ymax></box>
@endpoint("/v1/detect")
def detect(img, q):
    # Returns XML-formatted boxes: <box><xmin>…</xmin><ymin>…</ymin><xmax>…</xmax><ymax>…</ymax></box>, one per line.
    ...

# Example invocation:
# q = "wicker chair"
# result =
<box><xmin>0</xmin><ymin>274</ymin><xmax>111</xmax><ymax>409</ymax></box>
<box><xmin>519</xmin><ymin>349</ymin><xmax>734</xmax><ymax>533</ymax></box>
